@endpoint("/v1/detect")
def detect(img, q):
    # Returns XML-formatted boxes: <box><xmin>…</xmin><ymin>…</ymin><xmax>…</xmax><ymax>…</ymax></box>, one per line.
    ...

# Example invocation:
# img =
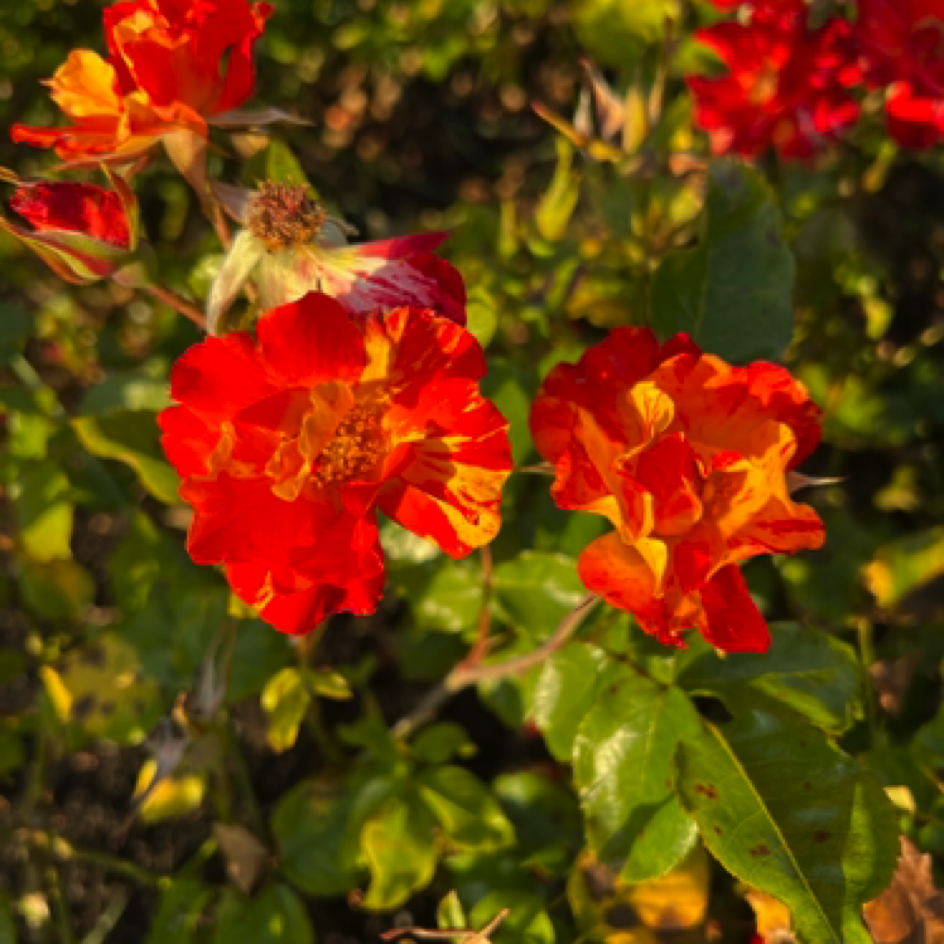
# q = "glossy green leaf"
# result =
<box><xmin>649</xmin><ymin>160</ymin><xmax>795</xmax><ymax>363</ymax></box>
<box><xmin>481</xmin><ymin>358</ymin><xmax>535</xmax><ymax>466</ymax></box>
<box><xmin>468</xmin><ymin>891</ymin><xmax>555</xmax><ymax>944</ymax></box>
<box><xmin>393</xmin><ymin>558</ymin><xmax>482</xmax><ymax>634</ymax></box>
<box><xmin>360</xmin><ymin>790</ymin><xmax>439</xmax><ymax>910</ymax></box>
<box><xmin>271</xmin><ymin>779</ymin><xmax>361</xmax><ymax>897</ymax></box>
<box><xmin>530</xmin><ymin>643</ymin><xmax>617</xmax><ymax>761</ymax></box>
<box><xmin>574</xmin><ymin>674</ymin><xmax>701</xmax><ymax>882</ymax></box>
<box><xmin>677</xmin><ymin>707</ymin><xmax>899</xmax><ymax>944</ymax></box>
<box><xmin>676</xmin><ymin>622</ymin><xmax>863</xmax><ymax>734</ymax></box>
<box><xmin>418</xmin><ymin>765</ymin><xmax>515</xmax><ymax>852</ymax></box>
<box><xmin>492</xmin><ymin>552</ymin><xmax>587</xmax><ymax>642</ymax></box>
<box><xmin>212</xmin><ymin>882</ymin><xmax>314</xmax><ymax>944</ymax></box>
<box><xmin>72</xmin><ymin>410</ymin><xmax>179</xmax><ymax>504</ymax></box>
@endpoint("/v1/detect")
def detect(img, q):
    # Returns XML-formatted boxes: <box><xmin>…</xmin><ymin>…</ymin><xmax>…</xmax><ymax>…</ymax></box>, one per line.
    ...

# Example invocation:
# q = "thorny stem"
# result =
<box><xmin>141</xmin><ymin>283</ymin><xmax>206</xmax><ymax>330</ymax></box>
<box><xmin>459</xmin><ymin>545</ymin><xmax>495</xmax><ymax>669</ymax></box>
<box><xmin>393</xmin><ymin>594</ymin><xmax>601</xmax><ymax>740</ymax></box>
<box><xmin>382</xmin><ymin>908</ymin><xmax>511</xmax><ymax>942</ymax></box>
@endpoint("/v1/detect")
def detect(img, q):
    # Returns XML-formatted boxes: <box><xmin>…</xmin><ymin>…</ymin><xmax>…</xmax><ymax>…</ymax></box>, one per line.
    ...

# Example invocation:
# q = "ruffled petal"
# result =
<box><xmin>700</xmin><ymin>564</ymin><xmax>771</xmax><ymax>653</ymax></box>
<box><xmin>257</xmin><ymin>292</ymin><xmax>367</xmax><ymax>387</ymax></box>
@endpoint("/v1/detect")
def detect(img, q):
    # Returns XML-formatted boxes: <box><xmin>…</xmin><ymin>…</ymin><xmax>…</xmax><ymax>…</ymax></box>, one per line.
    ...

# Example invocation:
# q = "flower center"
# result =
<box><xmin>248</xmin><ymin>181</ymin><xmax>327</xmax><ymax>252</ymax></box>
<box><xmin>311</xmin><ymin>395</ymin><xmax>389</xmax><ymax>488</ymax></box>
<box><xmin>265</xmin><ymin>387</ymin><xmax>390</xmax><ymax>501</ymax></box>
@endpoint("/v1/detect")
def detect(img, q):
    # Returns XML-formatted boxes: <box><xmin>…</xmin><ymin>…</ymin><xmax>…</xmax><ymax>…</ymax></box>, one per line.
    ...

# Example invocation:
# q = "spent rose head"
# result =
<box><xmin>206</xmin><ymin>181</ymin><xmax>466</xmax><ymax>333</ymax></box>
<box><xmin>529</xmin><ymin>326</ymin><xmax>825</xmax><ymax>653</ymax></box>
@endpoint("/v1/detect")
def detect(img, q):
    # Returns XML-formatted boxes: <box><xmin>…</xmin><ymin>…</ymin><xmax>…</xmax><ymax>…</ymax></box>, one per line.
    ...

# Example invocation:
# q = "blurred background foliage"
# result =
<box><xmin>1</xmin><ymin>0</ymin><xmax>944</xmax><ymax>942</ymax></box>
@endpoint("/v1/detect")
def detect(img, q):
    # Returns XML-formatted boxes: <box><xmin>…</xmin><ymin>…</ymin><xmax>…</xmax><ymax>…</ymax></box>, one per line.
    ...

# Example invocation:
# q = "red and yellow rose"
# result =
<box><xmin>530</xmin><ymin>327</ymin><xmax>825</xmax><ymax>653</ymax></box>
<box><xmin>159</xmin><ymin>292</ymin><xmax>512</xmax><ymax>635</ymax></box>
<box><xmin>12</xmin><ymin>0</ymin><xmax>271</xmax><ymax>165</ymax></box>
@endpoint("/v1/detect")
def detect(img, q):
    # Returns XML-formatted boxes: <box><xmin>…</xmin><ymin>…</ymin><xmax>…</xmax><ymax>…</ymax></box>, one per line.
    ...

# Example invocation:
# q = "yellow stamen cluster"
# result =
<box><xmin>311</xmin><ymin>395</ymin><xmax>389</xmax><ymax>487</ymax></box>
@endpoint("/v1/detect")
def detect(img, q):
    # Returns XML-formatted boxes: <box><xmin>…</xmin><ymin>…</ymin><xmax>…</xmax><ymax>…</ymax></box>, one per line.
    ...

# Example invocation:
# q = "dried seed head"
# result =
<box><xmin>247</xmin><ymin>181</ymin><xmax>326</xmax><ymax>251</ymax></box>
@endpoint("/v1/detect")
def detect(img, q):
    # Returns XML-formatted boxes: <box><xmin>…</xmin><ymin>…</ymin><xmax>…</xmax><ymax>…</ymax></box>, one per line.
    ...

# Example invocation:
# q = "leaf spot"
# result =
<box><xmin>814</xmin><ymin>830</ymin><xmax>831</xmax><ymax>843</ymax></box>
<box><xmin>694</xmin><ymin>783</ymin><xmax>718</xmax><ymax>800</ymax></box>
<box><xmin>749</xmin><ymin>843</ymin><xmax>771</xmax><ymax>857</ymax></box>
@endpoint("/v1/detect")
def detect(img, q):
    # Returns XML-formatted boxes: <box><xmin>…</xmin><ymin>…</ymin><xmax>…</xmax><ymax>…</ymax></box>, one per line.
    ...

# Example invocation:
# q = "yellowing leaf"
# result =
<box><xmin>134</xmin><ymin>759</ymin><xmax>206</xmax><ymax>822</ymax></box>
<box><xmin>40</xmin><ymin>634</ymin><xmax>160</xmax><ymax>743</ymax></box>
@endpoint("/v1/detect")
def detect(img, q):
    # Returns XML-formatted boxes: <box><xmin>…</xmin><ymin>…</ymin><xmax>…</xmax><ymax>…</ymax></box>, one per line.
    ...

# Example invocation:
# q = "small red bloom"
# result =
<box><xmin>530</xmin><ymin>327</ymin><xmax>825</xmax><ymax>653</ymax></box>
<box><xmin>687</xmin><ymin>0</ymin><xmax>861</xmax><ymax>159</ymax></box>
<box><xmin>856</xmin><ymin>0</ymin><xmax>944</xmax><ymax>148</ymax></box>
<box><xmin>12</xmin><ymin>0</ymin><xmax>271</xmax><ymax>165</ymax></box>
<box><xmin>0</xmin><ymin>169</ymin><xmax>137</xmax><ymax>283</ymax></box>
<box><xmin>159</xmin><ymin>292</ymin><xmax>512</xmax><ymax>635</ymax></box>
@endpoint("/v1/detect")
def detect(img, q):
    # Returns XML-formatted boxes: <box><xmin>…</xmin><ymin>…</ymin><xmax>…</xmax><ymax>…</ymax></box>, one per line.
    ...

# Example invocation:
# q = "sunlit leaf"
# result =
<box><xmin>417</xmin><ymin>765</ymin><xmax>515</xmax><ymax>852</ymax></box>
<box><xmin>574</xmin><ymin>674</ymin><xmax>701</xmax><ymax>882</ymax></box>
<box><xmin>360</xmin><ymin>790</ymin><xmax>439</xmax><ymax>911</ymax></box>
<box><xmin>212</xmin><ymin>882</ymin><xmax>314</xmax><ymax>944</ymax></box>
<box><xmin>676</xmin><ymin>622</ymin><xmax>863</xmax><ymax>734</ymax></box>
<box><xmin>72</xmin><ymin>410</ymin><xmax>179</xmax><ymax>504</ymax></box>
<box><xmin>677</xmin><ymin>707</ymin><xmax>899</xmax><ymax>944</ymax></box>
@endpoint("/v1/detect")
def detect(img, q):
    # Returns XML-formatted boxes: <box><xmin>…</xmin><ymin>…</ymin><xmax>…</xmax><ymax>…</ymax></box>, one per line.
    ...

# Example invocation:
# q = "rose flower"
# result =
<box><xmin>529</xmin><ymin>327</ymin><xmax>825</xmax><ymax>653</ymax></box>
<box><xmin>855</xmin><ymin>0</ymin><xmax>944</xmax><ymax>148</ymax></box>
<box><xmin>0</xmin><ymin>169</ymin><xmax>137</xmax><ymax>283</ymax></box>
<box><xmin>159</xmin><ymin>292</ymin><xmax>511</xmax><ymax>635</ymax></box>
<box><xmin>206</xmin><ymin>181</ymin><xmax>466</xmax><ymax>333</ymax></box>
<box><xmin>12</xmin><ymin>0</ymin><xmax>272</xmax><ymax>167</ymax></box>
<box><xmin>686</xmin><ymin>0</ymin><xmax>861</xmax><ymax>159</ymax></box>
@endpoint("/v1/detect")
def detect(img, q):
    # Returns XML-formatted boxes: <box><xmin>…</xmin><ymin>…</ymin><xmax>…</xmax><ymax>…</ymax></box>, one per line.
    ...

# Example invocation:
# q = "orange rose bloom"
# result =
<box><xmin>159</xmin><ymin>292</ymin><xmax>512</xmax><ymax>635</ymax></box>
<box><xmin>12</xmin><ymin>0</ymin><xmax>271</xmax><ymax>163</ymax></box>
<box><xmin>530</xmin><ymin>327</ymin><xmax>825</xmax><ymax>652</ymax></box>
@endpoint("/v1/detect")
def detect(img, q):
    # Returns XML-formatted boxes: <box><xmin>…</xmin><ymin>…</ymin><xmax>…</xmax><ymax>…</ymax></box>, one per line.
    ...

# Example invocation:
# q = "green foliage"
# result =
<box><xmin>5</xmin><ymin>0</ymin><xmax>942</xmax><ymax>939</ymax></box>
<box><xmin>650</xmin><ymin>160</ymin><xmax>795</xmax><ymax>362</ymax></box>
<box><xmin>678</xmin><ymin>707</ymin><xmax>899</xmax><ymax>944</ymax></box>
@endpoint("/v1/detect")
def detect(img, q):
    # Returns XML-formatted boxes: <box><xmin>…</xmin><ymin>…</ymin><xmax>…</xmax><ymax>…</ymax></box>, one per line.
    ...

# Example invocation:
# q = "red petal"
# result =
<box><xmin>10</xmin><ymin>181</ymin><xmax>130</xmax><ymax>246</ymax></box>
<box><xmin>257</xmin><ymin>292</ymin><xmax>366</xmax><ymax>387</ymax></box>
<box><xmin>700</xmin><ymin>564</ymin><xmax>771</xmax><ymax>653</ymax></box>
<box><xmin>169</xmin><ymin>331</ymin><xmax>278</xmax><ymax>423</ymax></box>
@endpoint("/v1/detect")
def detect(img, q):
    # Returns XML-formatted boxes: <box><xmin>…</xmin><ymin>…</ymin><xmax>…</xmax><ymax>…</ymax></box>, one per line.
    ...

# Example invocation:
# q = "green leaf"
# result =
<box><xmin>492</xmin><ymin>552</ymin><xmax>587</xmax><ymax>642</ymax></box>
<box><xmin>649</xmin><ymin>160</ymin><xmax>795</xmax><ymax>363</ymax></box>
<box><xmin>481</xmin><ymin>358</ymin><xmax>536</xmax><ymax>466</ymax></box>
<box><xmin>411</xmin><ymin>722</ymin><xmax>476</xmax><ymax>765</ymax></box>
<box><xmin>261</xmin><ymin>668</ymin><xmax>312</xmax><ymax>754</ymax></box>
<box><xmin>914</xmin><ymin>703</ymin><xmax>944</xmax><ymax>770</ymax></box>
<box><xmin>535</xmin><ymin>139</ymin><xmax>581</xmax><ymax>242</ymax></box>
<box><xmin>493</xmin><ymin>772</ymin><xmax>581</xmax><ymax>872</ymax></box>
<box><xmin>271</xmin><ymin>779</ymin><xmax>361</xmax><ymax>897</ymax></box>
<box><xmin>79</xmin><ymin>372</ymin><xmax>171</xmax><ymax>415</ymax></box>
<box><xmin>677</xmin><ymin>707</ymin><xmax>899</xmax><ymax>944</ymax></box>
<box><xmin>20</xmin><ymin>557</ymin><xmax>94</xmax><ymax>620</ymax></box>
<box><xmin>266</xmin><ymin>140</ymin><xmax>313</xmax><ymax>190</ymax></box>
<box><xmin>418</xmin><ymin>765</ymin><xmax>515</xmax><ymax>852</ymax></box>
<box><xmin>0</xmin><ymin>893</ymin><xmax>14</xmax><ymax>944</ymax></box>
<box><xmin>530</xmin><ymin>643</ymin><xmax>618</xmax><ymax>761</ymax></box>
<box><xmin>11</xmin><ymin>462</ymin><xmax>72</xmax><ymax>561</ymax></box>
<box><xmin>227</xmin><ymin>626</ymin><xmax>293</xmax><ymax>702</ymax></box>
<box><xmin>72</xmin><ymin>410</ymin><xmax>179</xmax><ymax>504</ymax></box>
<box><xmin>466</xmin><ymin>285</ymin><xmax>498</xmax><ymax>348</ymax></box>
<box><xmin>212</xmin><ymin>882</ymin><xmax>314</xmax><ymax>944</ymax></box>
<box><xmin>360</xmin><ymin>790</ymin><xmax>439</xmax><ymax>910</ymax></box>
<box><xmin>145</xmin><ymin>879</ymin><xmax>212</xmax><ymax>944</ymax></box>
<box><xmin>393</xmin><ymin>558</ymin><xmax>482</xmax><ymax>634</ymax></box>
<box><xmin>468</xmin><ymin>891</ymin><xmax>555</xmax><ymax>944</ymax></box>
<box><xmin>574</xmin><ymin>674</ymin><xmax>701</xmax><ymax>882</ymax></box>
<box><xmin>0</xmin><ymin>731</ymin><xmax>23</xmax><ymax>776</ymax></box>
<box><xmin>864</xmin><ymin>526</ymin><xmax>944</xmax><ymax>619</ymax></box>
<box><xmin>676</xmin><ymin>622</ymin><xmax>863</xmax><ymax>734</ymax></box>
<box><xmin>437</xmin><ymin>890</ymin><xmax>467</xmax><ymax>932</ymax></box>
<box><xmin>0</xmin><ymin>305</ymin><xmax>31</xmax><ymax>366</ymax></box>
